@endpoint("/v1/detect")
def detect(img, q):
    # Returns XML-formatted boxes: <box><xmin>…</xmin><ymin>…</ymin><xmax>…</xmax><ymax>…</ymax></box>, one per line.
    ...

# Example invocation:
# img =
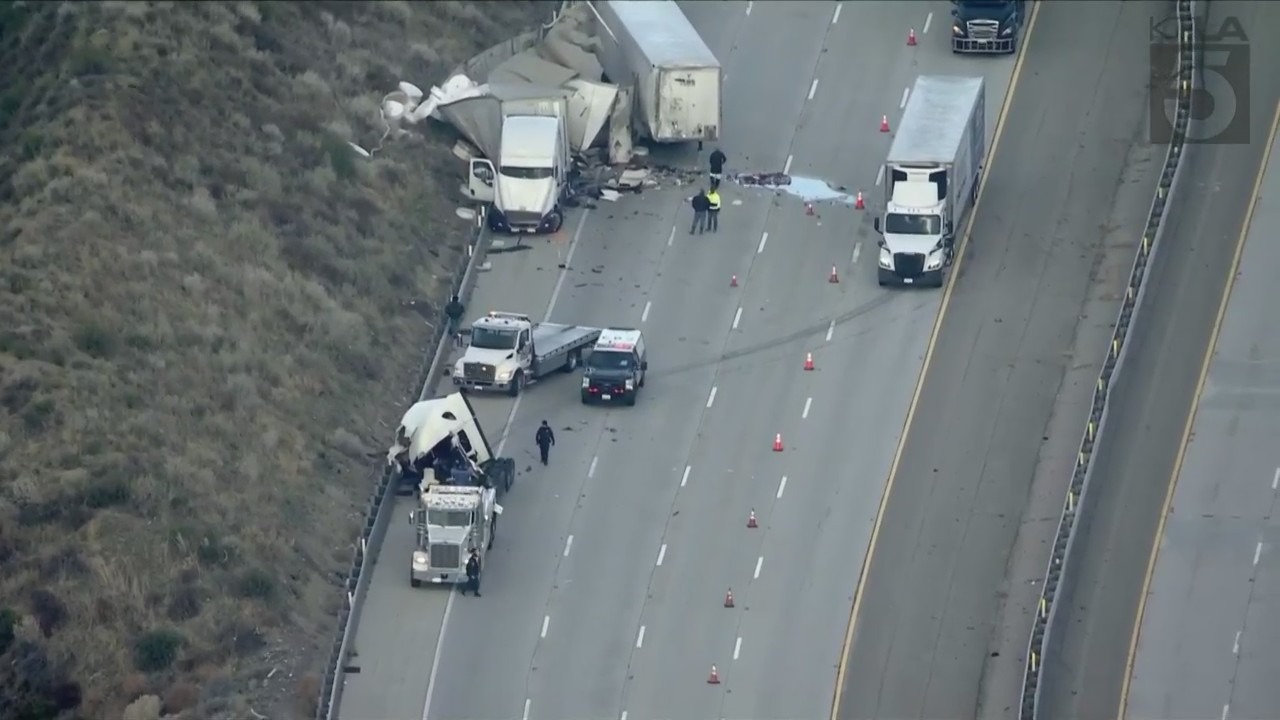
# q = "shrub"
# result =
<box><xmin>133</xmin><ymin>629</ymin><xmax>184</xmax><ymax>672</ymax></box>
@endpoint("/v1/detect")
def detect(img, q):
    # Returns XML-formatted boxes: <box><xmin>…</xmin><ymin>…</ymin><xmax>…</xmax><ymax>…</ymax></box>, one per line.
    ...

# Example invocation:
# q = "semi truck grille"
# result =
<box><xmin>464</xmin><ymin>363</ymin><xmax>496</xmax><ymax>382</ymax></box>
<box><xmin>966</xmin><ymin>20</ymin><xmax>999</xmax><ymax>39</ymax></box>
<box><xmin>894</xmin><ymin>253</ymin><xmax>926</xmax><ymax>278</ymax></box>
<box><xmin>429</xmin><ymin>543</ymin><xmax>460</xmax><ymax>570</ymax></box>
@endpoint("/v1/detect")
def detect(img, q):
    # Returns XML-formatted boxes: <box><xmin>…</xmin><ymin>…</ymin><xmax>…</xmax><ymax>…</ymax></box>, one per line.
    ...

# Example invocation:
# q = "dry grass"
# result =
<box><xmin>0</xmin><ymin>1</ymin><xmax>551</xmax><ymax>717</ymax></box>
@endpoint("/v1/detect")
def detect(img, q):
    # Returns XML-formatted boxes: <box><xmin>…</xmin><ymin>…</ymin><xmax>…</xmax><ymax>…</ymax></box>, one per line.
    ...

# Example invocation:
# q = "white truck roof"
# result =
<box><xmin>888</xmin><ymin>75</ymin><xmax>985</xmax><ymax>166</ymax></box>
<box><xmin>595</xmin><ymin>327</ymin><xmax>642</xmax><ymax>352</ymax></box>
<box><xmin>424</xmin><ymin>485</ymin><xmax>483</xmax><ymax>511</ymax></box>
<box><xmin>601</xmin><ymin>0</ymin><xmax>719</xmax><ymax>69</ymax></box>
<box><xmin>476</xmin><ymin>311</ymin><xmax>532</xmax><ymax>329</ymax></box>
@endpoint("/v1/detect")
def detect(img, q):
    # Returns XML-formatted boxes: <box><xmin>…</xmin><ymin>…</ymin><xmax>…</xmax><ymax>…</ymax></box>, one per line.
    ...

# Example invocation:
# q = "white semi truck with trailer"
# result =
<box><xmin>388</xmin><ymin>392</ymin><xmax>516</xmax><ymax>587</ymax></box>
<box><xmin>873</xmin><ymin>75</ymin><xmax>986</xmax><ymax>288</ymax></box>
<box><xmin>591</xmin><ymin>0</ymin><xmax>722</xmax><ymax>144</ymax></box>
<box><xmin>452</xmin><ymin>311</ymin><xmax>601</xmax><ymax>396</ymax></box>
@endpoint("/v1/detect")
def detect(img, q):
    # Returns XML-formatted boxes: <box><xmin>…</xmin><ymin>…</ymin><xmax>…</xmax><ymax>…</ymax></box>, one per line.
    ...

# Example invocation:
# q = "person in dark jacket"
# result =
<box><xmin>444</xmin><ymin>295</ymin><xmax>465</xmax><ymax>346</ymax></box>
<box><xmin>690</xmin><ymin>190</ymin><xmax>710</xmax><ymax>234</ymax></box>
<box><xmin>708</xmin><ymin>148</ymin><xmax>727</xmax><ymax>190</ymax></box>
<box><xmin>461</xmin><ymin>549</ymin><xmax>481</xmax><ymax>597</ymax></box>
<box><xmin>535</xmin><ymin>420</ymin><xmax>556</xmax><ymax>465</ymax></box>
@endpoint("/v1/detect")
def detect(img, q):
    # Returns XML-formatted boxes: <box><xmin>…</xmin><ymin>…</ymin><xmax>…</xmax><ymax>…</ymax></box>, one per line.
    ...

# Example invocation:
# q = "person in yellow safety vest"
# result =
<box><xmin>705</xmin><ymin>188</ymin><xmax>722</xmax><ymax>233</ymax></box>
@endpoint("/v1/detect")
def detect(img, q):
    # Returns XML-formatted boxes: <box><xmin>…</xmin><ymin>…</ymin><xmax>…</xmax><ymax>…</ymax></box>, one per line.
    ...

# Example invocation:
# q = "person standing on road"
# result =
<box><xmin>708</xmin><ymin>148</ymin><xmax>727</xmax><ymax>190</ymax></box>
<box><xmin>462</xmin><ymin>548</ymin><xmax>481</xmax><ymax>597</ymax></box>
<box><xmin>690</xmin><ymin>190</ymin><xmax>710</xmax><ymax>234</ymax></box>
<box><xmin>706</xmin><ymin>188</ymin><xmax>722</xmax><ymax>233</ymax></box>
<box><xmin>535</xmin><ymin>420</ymin><xmax>556</xmax><ymax>465</ymax></box>
<box><xmin>444</xmin><ymin>294</ymin><xmax>465</xmax><ymax>346</ymax></box>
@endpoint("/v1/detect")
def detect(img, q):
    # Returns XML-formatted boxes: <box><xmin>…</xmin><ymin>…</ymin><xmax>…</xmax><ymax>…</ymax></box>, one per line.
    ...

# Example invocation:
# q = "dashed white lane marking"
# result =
<box><xmin>588</xmin><ymin>456</ymin><xmax>598</xmax><ymax>478</ymax></box>
<box><xmin>636</xmin><ymin>625</ymin><xmax>646</xmax><ymax>648</ymax></box>
<box><xmin>1222</xmin><ymin>704</ymin><xmax>1230</xmax><ymax>720</ymax></box>
<box><xmin>826</xmin><ymin>320</ymin><xmax>835</xmax><ymax>342</ymax></box>
<box><xmin>875</xmin><ymin>165</ymin><xmax>885</xmax><ymax>186</ymax></box>
<box><xmin>923</xmin><ymin>11</ymin><xmax>934</xmax><ymax>33</ymax></box>
<box><xmin>808</xmin><ymin>78</ymin><xmax>819</xmax><ymax>101</ymax></box>
<box><xmin>732</xmin><ymin>306</ymin><xmax>743</xmax><ymax>330</ymax></box>
<box><xmin>706</xmin><ymin>386</ymin><xmax>718</xmax><ymax>408</ymax></box>
<box><xmin>852</xmin><ymin>241</ymin><xmax>862</xmax><ymax>265</ymax></box>
<box><xmin>1233</xmin><ymin>630</ymin><xmax>1241</xmax><ymax>654</ymax></box>
<box><xmin>777</xmin><ymin>475</ymin><xmax>788</xmax><ymax>499</ymax></box>
<box><xmin>563</xmin><ymin>535</ymin><xmax>574</xmax><ymax>557</ymax></box>
<box><xmin>758</xmin><ymin>231</ymin><xmax>769</xmax><ymax>254</ymax></box>
<box><xmin>656</xmin><ymin>543</ymin><xmax>667</xmax><ymax>566</ymax></box>
<box><xmin>802</xmin><ymin>397</ymin><xmax>812</xmax><ymax>419</ymax></box>
<box><xmin>899</xmin><ymin>86</ymin><xmax>910</xmax><ymax>109</ymax></box>
<box><xmin>733</xmin><ymin>637</ymin><xmax>743</xmax><ymax>660</ymax></box>
<box><xmin>783</xmin><ymin>154</ymin><xmax>793</xmax><ymax>174</ymax></box>
<box><xmin>621</xmin><ymin>713</ymin><xmax>628</xmax><ymax>720</ymax></box>
<box><xmin>540</xmin><ymin>615</ymin><xmax>550</xmax><ymax>638</ymax></box>
<box><xmin>745</xmin><ymin>1</ymin><xmax>752</xmax><ymax>15</ymax></box>
<box><xmin>1272</xmin><ymin>466</ymin><xmax>1278</xmax><ymax>489</ymax></box>
<box><xmin>753</xmin><ymin>555</ymin><xmax>764</xmax><ymax>579</ymax></box>
<box><xmin>1254</xmin><ymin>541</ymin><xmax>1263</xmax><ymax>566</ymax></box>
<box><xmin>832</xmin><ymin>2</ymin><xmax>843</xmax><ymax>24</ymax></box>
<box><xmin>667</xmin><ymin>225</ymin><xmax>675</xmax><ymax>247</ymax></box>
<box><xmin>641</xmin><ymin>301</ymin><xmax>651</xmax><ymax>323</ymax></box>
<box><xmin>523</xmin><ymin>698</ymin><xmax>531</xmax><ymax>720</ymax></box>
<box><xmin>681</xmin><ymin>465</ymin><xmax>692</xmax><ymax>487</ymax></box>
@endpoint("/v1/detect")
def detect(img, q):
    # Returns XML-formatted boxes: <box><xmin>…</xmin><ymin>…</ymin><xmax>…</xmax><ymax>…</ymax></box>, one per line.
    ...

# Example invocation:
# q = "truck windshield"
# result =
<box><xmin>470</xmin><ymin>328</ymin><xmax>518</xmax><ymax>350</ymax></box>
<box><xmin>885</xmin><ymin>213</ymin><xmax>943</xmax><ymax>235</ymax></box>
<box><xmin>500</xmin><ymin>166</ymin><xmax>553</xmax><ymax>180</ymax></box>
<box><xmin>958</xmin><ymin>1</ymin><xmax>1011</xmax><ymax>6</ymax></box>
<box><xmin>428</xmin><ymin>510</ymin><xmax>473</xmax><ymax>527</ymax></box>
<box><xmin>588</xmin><ymin>351</ymin><xmax>633</xmax><ymax>370</ymax></box>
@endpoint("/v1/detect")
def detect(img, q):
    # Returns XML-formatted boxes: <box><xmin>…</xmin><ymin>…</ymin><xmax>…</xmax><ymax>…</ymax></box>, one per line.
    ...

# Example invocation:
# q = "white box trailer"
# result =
<box><xmin>873</xmin><ymin>75</ymin><xmax>986</xmax><ymax>288</ymax></box>
<box><xmin>592</xmin><ymin>0</ymin><xmax>721</xmax><ymax>144</ymax></box>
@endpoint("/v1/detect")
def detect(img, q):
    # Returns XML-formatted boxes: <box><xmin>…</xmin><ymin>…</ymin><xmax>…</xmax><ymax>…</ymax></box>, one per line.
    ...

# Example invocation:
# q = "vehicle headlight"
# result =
<box><xmin>952</xmin><ymin>23</ymin><xmax>965</xmax><ymax>35</ymax></box>
<box><xmin>413</xmin><ymin>551</ymin><xmax>429</xmax><ymax>568</ymax></box>
<box><xmin>878</xmin><ymin>248</ymin><xmax>893</xmax><ymax>269</ymax></box>
<box><xmin>582</xmin><ymin>377</ymin><xmax>590</xmax><ymax>388</ymax></box>
<box><xmin>625</xmin><ymin>378</ymin><xmax>635</xmax><ymax>390</ymax></box>
<box><xmin>497</xmin><ymin>370</ymin><xmax>512</xmax><ymax>382</ymax></box>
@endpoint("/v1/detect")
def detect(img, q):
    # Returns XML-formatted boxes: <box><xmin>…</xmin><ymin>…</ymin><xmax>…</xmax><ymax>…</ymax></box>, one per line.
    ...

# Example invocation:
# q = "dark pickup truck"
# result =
<box><xmin>951</xmin><ymin>0</ymin><xmax>1027</xmax><ymax>54</ymax></box>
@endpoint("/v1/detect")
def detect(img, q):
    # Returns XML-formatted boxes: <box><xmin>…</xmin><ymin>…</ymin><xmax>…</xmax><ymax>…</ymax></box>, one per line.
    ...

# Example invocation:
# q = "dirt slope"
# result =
<box><xmin>0</xmin><ymin>1</ymin><xmax>550</xmax><ymax>718</ymax></box>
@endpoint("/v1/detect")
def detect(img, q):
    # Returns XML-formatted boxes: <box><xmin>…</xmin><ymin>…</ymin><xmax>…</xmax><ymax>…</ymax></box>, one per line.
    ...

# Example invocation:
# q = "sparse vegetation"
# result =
<box><xmin>0</xmin><ymin>0</ymin><xmax>551</xmax><ymax>716</ymax></box>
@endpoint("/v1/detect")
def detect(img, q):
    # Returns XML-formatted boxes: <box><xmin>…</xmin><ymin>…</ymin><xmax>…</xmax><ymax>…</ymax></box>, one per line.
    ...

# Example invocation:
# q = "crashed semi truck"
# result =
<box><xmin>452</xmin><ymin>311</ymin><xmax>602</xmax><ymax>397</ymax></box>
<box><xmin>951</xmin><ymin>0</ymin><xmax>1027</xmax><ymax>54</ymax></box>
<box><xmin>388</xmin><ymin>392</ymin><xmax>516</xmax><ymax>587</ymax></box>
<box><xmin>591</xmin><ymin>0</ymin><xmax>721</xmax><ymax>144</ymax></box>
<box><xmin>873</xmin><ymin>75</ymin><xmax>986</xmax><ymax>288</ymax></box>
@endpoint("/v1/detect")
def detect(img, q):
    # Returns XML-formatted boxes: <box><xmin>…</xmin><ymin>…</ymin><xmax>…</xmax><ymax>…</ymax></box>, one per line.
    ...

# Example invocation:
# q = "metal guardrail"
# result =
<box><xmin>1017</xmin><ymin>0</ymin><xmax>1198</xmax><ymax>716</ymax></box>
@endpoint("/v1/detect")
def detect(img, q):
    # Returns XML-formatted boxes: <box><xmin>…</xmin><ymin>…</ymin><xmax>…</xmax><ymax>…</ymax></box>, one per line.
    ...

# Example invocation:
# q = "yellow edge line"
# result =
<box><xmin>1114</xmin><ymin>97</ymin><xmax>1280</xmax><ymax>720</ymax></box>
<box><xmin>827</xmin><ymin>4</ymin><xmax>1043</xmax><ymax>717</ymax></box>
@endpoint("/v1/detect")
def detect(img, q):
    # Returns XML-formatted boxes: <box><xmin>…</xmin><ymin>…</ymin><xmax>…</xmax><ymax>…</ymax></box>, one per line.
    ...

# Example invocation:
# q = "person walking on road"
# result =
<box><xmin>690</xmin><ymin>190</ymin><xmax>710</xmax><ymax>234</ymax></box>
<box><xmin>708</xmin><ymin>148</ymin><xmax>727</xmax><ymax>190</ymax></box>
<box><xmin>444</xmin><ymin>294</ymin><xmax>465</xmax><ymax>346</ymax></box>
<box><xmin>706</xmin><ymin>187</ymin><xmax>722</xmax><ymax>233</ymax></box>
<box><xmin>461</xmin><ymin>548</ymin><xmax>481</xmax><ymax>597</ymax></box>
<box><xmin>535</xmin><ymin>421</ymin><xmax>556</xmax><ymax>465</ymax></box>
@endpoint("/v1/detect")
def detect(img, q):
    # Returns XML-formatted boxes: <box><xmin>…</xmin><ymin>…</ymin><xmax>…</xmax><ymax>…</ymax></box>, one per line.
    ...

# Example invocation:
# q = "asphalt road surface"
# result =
<box><xmin>833</xmin><ymin>2</ymin><xmax>1168</xmax><ymax>719</ymax></box>
<box><xmin>337</xmin><ymin>2</ymin><xmax>1019</xmax><ymax>719</ymax></box>
<box><xmin>1123</xmin><ymin>103</ymin><xmax>1280</xmax><ymax>720</ymax></box>
<box><xmin>1038</xmin><ymin>1</ymin><xmax>1280</xmax><ymax>717</ymax></box>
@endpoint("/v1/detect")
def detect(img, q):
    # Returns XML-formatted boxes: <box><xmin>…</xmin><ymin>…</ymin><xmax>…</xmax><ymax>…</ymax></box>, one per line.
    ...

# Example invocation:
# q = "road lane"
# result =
<box><xmin>1037</xmin><ymin>2</ymin><xmax>1280</xmax><ymax>716</ymax></box>
<box><xmin>834</xmin><ymin>2</ymin><xmax>1165</xmax><ymax>718</ymax></box>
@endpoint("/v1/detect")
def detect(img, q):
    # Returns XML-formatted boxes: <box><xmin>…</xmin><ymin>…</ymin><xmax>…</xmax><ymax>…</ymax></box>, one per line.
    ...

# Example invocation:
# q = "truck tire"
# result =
<box><xmin>625</xmin><ymin>393</ymin><xmax>637</xmax><ymax>407</ymax></box>
<box><xmin>546</xmin><ymin>209</ymin><xmax>564</xmax><ymax>234</ymax></box>
<box><xmin>488</xmin><ymin>514</ymin><xmax>497</xmax><ymax>549</ymax></box>
<box><xmin>562</xmin><ymin>350</ymin><xmax>580</xmax><ymax>373</ymax></box>
<box><xmin>508</xmin><ymin>371</ymin><xmax>524</xmax><ymax>397</ymax></box>
<box><xmin>411</xmin><ymin>577</ymin><xmax>421</xmax><ymax>588</ymax></box>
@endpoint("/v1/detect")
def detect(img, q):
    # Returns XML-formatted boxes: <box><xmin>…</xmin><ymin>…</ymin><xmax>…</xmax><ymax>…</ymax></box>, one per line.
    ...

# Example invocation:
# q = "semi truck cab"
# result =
<box><xmin>468</xmin><ymin>113</ymin><xmax>570</xmax><ymax>234</ymax></box>
<box><xmin>951</xmin><ymin>0</ymin><xmax>1026</xmax><ymax>54</ymax></box>
<box><xmin>875</xmin><ymin>179</ymin><xmax>954</xmax><ymax>287</ymax></box>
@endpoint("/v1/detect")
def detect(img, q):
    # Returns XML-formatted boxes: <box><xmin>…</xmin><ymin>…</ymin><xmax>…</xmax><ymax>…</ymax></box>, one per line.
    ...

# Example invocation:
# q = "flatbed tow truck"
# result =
<box><xmin>451</xmin><ymin>311</ymin><xmax>601</xmax><ymax>397</ymax></box>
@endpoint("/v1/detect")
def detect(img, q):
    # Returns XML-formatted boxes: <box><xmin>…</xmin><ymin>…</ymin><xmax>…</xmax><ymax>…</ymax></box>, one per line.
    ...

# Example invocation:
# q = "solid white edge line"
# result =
<box><xmin>540</xmin><ymin>615</ymin><xmax>550</xmax><ymax>638</ymax></box>
<box><xmin>733</xmin><ymin>636</ymin><xmax>743</xmax><ymax>660</ymax></box>
<box><xmin>563</xmin><ymin>534</ymin><xmax>574</xmax><ymax>557</ymax></box>
<box><xmin>753</xmin><ymin>556</ymin><xmax>764</xmax><ymax>579</ymax></box>
<box><xmin>923</xmin><ymin>11</ymin><xmax>934</xmax><ymax>33</ymax></box>
<box><xmin>681</xmin><ymin>465</ymin><xmax>692</xmax><ymax>487</ymax></box>
<box><xmin>706</xmin><ymin>387</ymin><xmax>718</xmax><ymax>408</ymax></box>
<box><xmin>777</xmin><ymin>475</ymin><xmax>788</xmax><ymax>499</ymax></box>
<box><xmin>802</xmin><ymin>397</ymin><xmax>812</xmax><ymax>419</ymax></box>
<box><xmin>808</xmin><ymin>78</ymin><xmax>819</xmax><ymax>101</ymax></box>
<box><xmin>732</xmin><ymin>306</ymin><xmax>743</xmax><ymax>330</ymax></box>
<box><xmin>758</xmin><ymin>231</ymin><xmax>769</xmax><ymax>254</ymax></box>
<box><xmin>832</xmin><ymin>2</ymin><xmax>842</xmax><ymax>24</ymax></box>
<box><xmin>636</xmin><ymin>625</ymin><xmax>646</xmax><ymax>648</ymax></box>
<box><xmin>641</xmin><ymin>300</ymin><xmax>651</xmax><ymax>323</ymax></box>
<box><xmin>656</xmin><ymin>543</ymin><xmax>667</xmax><ymax>566</ymax></box>
<box><xmin>588</xmin><ymin>456</ymin><xmax>598</xmax><ymax>478</ymax></box>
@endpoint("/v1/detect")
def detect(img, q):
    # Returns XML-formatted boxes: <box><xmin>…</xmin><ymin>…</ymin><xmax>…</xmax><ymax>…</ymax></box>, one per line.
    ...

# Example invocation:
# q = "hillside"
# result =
<box><xmin>0</xmin><ymin>1</ymin><xmax>550</xmax><ymax>718</ymax></box>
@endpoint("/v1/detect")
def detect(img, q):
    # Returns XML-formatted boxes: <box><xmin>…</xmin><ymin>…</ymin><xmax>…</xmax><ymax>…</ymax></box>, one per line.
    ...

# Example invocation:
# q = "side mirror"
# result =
<box><xmin>872</xmin><ymin>217</ymin><xmax>882</xmax><ymax>234</ymax></box>
<box><xmin>641</xmin><ymin>361</ymin><xmax>649</xmax><ymax>371</ymax></box>
<box><xmin>951</xmin><ymin>8</ymin><xmax>959</xmax><ymax>17</ymax></box>
<box><xmin>877</xmin><ymin>238</ymin><xmax>887</xmax><ymax>249</ymax></box>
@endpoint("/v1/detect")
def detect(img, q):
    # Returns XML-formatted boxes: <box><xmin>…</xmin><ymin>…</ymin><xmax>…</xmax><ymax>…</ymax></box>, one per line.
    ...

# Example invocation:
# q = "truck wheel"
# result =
<box><xmin>562</xmin><ymin>350</ymin><xmax>580</xmax><ymax>373</ymax></box>
<box><xmin>638</xmin><ymin>373</ymin><xmax>645</xmax><ymax>388</ymax></box>
<box><xmin>488</xmin><ymin>514</ymin><xmax>497</xmax><ymax>549</ymax></box>
<box><xmin>546</xmin><ymin>210</ymin><xmax>564</xmax><ymax>234</ymax></box>
<box><xmin>508</xmin><ymin>371</ymin><xmax>524</xmax><ymax>397</ymax></box>
<box><xmin>411</xmin><ymin>577</ymin><xmax>421</xmax><ymax>588</ymax></box>
<box><xmin>581</xmin><ymin>392</ymin><xmax>591</xmax><ymax>405</ymax></box>
<box><xmin>625</xmin><ymin>394</ymin><xmax>637</xmax><ymax>407</ymax></box>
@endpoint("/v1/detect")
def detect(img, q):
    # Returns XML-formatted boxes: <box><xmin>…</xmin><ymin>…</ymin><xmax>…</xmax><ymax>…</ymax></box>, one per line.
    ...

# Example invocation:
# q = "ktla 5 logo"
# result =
<box><xmin>1149</xmin><ymin>14</ymin><xmax>1250</xmax><ymax>145</ymax></box>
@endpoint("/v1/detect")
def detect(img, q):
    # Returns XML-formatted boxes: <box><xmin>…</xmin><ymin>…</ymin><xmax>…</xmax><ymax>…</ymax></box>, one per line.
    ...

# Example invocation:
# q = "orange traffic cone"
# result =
<box><xmin>724</xmin><ymin>588</ymin><xmax>735</xmax><ymax>608</ymax></box>
<box><xmin>805</xmin><ymin>201</ymin><xmax>815</xmax><ymax>216</ymax></box>
<box><xmin>855</xmin><ymin>191</ymin><xmax>865</xmax><ymax>210</ymax></box>
<box><xmin>772</xmin><ymin>433</ymin><xmax>784</xmax><ymax>452</ymax></box>
<box><xmin>708</xmin><ymin>664</ymin><xmax>721</xmax><ymax>684</ymax></box>
<box><xmin>880</xmin><ymin>115</ymin><xmax>891</xmax><ymax>133</ymax></box>
<box><xmin>829</xmin><ymin>265</ymin><xmax>840</xmax><ymax>283</ymax></box>
<box><xmin>907</xmin><ymin>28</ymin><xmax>917</xmax><ymax>46</ymax></box>
<box><xmin>730</xmin><ymin>274</ymin><xmax>739</xmax><ymax>287</ymax></box>
<box><xmin>804</xmin><ymin>352</ymin><xmax>815</xmax><ymax>371</ymax></box>
<box><xmin>747</xmin><ymin>510</ymin><xmax>759</xmax><ymax>528</ymax></box>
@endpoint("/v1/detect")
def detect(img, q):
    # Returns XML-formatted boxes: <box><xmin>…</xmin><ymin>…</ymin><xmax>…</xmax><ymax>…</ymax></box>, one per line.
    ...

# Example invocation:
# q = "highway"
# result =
<box><xmin>337</xmin><ymin>2</ymin><xmax>1020</xmax><ymax>719</ymax></box>
<box><xmin>1123</xmin><ymin>102</ymin><xmax>1280</xmax><ymax>720</ymax></box>
<box><xmin>1038</xmin><ymin>1</ymin><xmax>1280</xmax><ymax>717</ymax></box>
<box><xmin>832</xmin><ymin>2</ymin><xmax>1164</xmax><ymax>718</ymax></box>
